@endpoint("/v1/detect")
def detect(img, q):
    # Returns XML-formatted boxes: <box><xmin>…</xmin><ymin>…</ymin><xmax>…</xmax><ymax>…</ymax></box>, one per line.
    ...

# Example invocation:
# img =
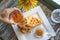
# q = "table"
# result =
<box><xmin>0</xmin><ymin>1</ymin><xmax>60</xmax><ymax>40</ymax></box>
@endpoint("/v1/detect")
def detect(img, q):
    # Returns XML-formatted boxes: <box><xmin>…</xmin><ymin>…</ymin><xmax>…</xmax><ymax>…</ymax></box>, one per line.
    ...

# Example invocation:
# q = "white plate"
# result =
<box><xmin>12</xmin><ymin>6</ymin><xmax>56</xmax><ymax>40</ymax></box>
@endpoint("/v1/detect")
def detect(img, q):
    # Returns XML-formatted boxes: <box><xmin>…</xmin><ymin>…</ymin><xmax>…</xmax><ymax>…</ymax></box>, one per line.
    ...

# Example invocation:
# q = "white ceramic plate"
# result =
<box><xmin>12</xmin><ymin>6</ymin><xmax>56</xmax><ymax>40</ymax></box>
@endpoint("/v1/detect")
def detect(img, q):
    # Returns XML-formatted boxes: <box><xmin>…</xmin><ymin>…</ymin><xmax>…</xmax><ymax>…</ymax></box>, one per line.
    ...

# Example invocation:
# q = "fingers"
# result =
<box><xmin>0</xmin><ymin>16</ymin><xmax>11</xmax><ymax>24</ymax></box>
<box><xmin>0</xmin><ymin>7</ymin><xmax>22</xmax><ymax>24</ymax></box>
<box><xmin>1</xmin><ymin>7</ymin><xmax>16</xmax><ymax>18</ymax></box>
<box><xmin>5</xmin><ymin>7</ymin><xmax>20</xmax><ymax>14</ymax></box>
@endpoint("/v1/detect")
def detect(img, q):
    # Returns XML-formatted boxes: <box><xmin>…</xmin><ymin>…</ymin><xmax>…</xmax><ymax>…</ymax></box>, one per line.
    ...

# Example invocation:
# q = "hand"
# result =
<box><xmin>0</xmin><ymin>7</ymin><xmax>17</xmax><ymax>24</ymax></box>
<box><xmin>0</xmin><ymin>11</ymin><xmax>11</xmax><ymax>24</ymax></box>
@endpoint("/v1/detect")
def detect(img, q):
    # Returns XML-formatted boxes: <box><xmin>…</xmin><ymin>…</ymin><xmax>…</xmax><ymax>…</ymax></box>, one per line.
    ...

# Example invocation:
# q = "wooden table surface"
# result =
<box><xmin>0</xmin><ymin>2</ymin><xmax>60</xmax><ymax>40</ymax></box>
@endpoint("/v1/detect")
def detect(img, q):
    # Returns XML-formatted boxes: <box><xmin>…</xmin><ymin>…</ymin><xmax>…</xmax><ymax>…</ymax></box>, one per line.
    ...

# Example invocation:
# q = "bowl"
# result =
<box><xmin>51</xmin><ymin>9</ymin><xmax>60</xmax><ymax>23</ymax></box>
<box><xmin>54</xmin><ymin>28</ymin><xmax>60</xmax><ymax>40</ymax></box>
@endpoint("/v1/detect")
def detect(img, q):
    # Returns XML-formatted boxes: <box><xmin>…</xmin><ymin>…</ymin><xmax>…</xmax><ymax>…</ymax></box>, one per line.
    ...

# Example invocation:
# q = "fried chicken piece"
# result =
<box><xmin>18</xmin><ymin>18</ymin><xmax>32</xmax><ymax>34</ymax></box>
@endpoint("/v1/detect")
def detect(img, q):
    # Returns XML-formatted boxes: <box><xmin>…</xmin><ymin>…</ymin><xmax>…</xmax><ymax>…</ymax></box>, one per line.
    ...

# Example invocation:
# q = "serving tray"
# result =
<box><xmin>12</xmin><ymin>6</ymin><xmax>56</xmax><ymax>40</ymax></box>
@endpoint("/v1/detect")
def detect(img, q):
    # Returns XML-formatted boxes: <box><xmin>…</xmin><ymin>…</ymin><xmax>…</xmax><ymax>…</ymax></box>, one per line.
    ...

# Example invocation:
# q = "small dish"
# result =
<box><xmin>51</xmin><ymin>9</ymin><xmax>60</xmax><ymax>23</ymax></box>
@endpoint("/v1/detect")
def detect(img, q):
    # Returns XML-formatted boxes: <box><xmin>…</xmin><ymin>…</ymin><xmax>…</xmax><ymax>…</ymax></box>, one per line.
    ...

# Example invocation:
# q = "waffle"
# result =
<box><xmin>27</xmin><ymin>16</ymin><xmax>42</xmax><ymax>27</ymax></box>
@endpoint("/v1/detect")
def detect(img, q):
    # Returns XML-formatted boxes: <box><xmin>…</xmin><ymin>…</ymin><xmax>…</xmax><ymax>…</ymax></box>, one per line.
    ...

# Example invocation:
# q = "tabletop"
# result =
<box><xmin>0</xmin><ymin>1</ymin><xmax>60</xmax><ymax>40</ymax></box>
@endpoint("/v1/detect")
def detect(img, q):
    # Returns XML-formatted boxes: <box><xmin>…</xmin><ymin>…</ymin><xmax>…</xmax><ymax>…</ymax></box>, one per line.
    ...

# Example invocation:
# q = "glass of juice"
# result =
<box><xmin>9</xmin><ymin>7</ymin><xmax>23</xmax><ymax>25</ymax></box>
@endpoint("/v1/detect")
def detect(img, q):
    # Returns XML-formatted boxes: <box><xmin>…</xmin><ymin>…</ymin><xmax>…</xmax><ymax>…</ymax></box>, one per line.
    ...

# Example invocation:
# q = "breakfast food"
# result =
<box><xmin>27</xmin><ymin>16</ymin><xmax>42</xmax><ymax>27</ymax></box>
<box><xmin>20</xmin><ymin>26</ymin><xmax>31</xmax><ymax>33</ymax></box>
<box><xmin>34</xmin><ymin>28</ymin><xmax>44</xmax><ymax>37</ymax></box>
<box><xmin>18</xmin><ymin>16</ymin><xmax>43</xmax><ymax>34</ymax></box>
<box><xmin>18</xmin><ymin>18</ymin><xmax>31</xmax><ymax>33</ymax></box>
<box><xmin>11</xmin><ymin>10</ymin><xmax>23</xmax><ymax>23</ymax></box>
<box><xmin>18</xmin><ymin>18</ymin><xmax>27</xmax><ymax>28</ymax></box>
